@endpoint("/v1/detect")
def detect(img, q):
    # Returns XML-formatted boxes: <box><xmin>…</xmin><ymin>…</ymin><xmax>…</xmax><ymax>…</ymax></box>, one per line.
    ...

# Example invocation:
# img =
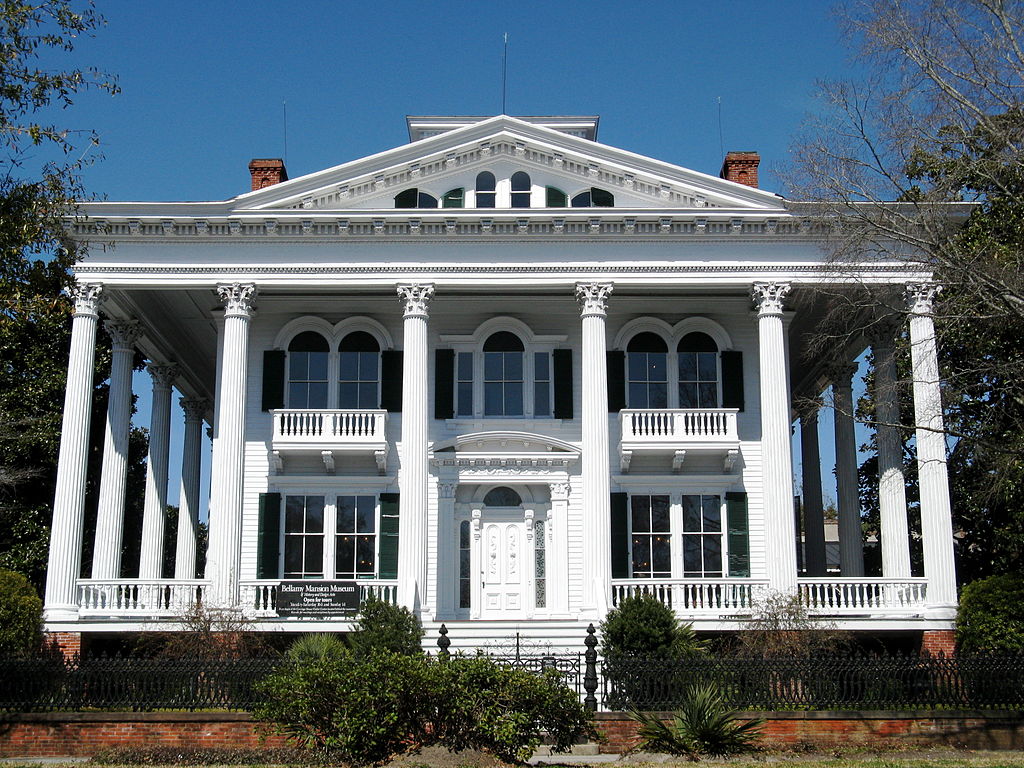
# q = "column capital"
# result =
<box><xmin>147</xmin><ymin>363</ymin><xmax>179</xmax><ymax>390</ymax></box>
<box><xmin>396</xmin><ymin>283</ymin><xmax>435</xmax><ymax>318</ymax></box>
<box><xmin>179</xmin><ymin>397</ymin><xmax>210</xmax><ymax>423</ymax></box>
<box><xmin>906</xmin><ymin>281</ymin><xmax>941</xmax><ymax>314</ymax></box>
<box><xmin>549</xmin><ymin>482</ymin><xmax>570</xmax><ymax>501</ymax></box>
<box><xmin>575</xmin><ymin>282</ymin><xmax>613</xmax><ymax>317</ymax></box>
<box><xmin>751</xmin><ymin>281</ymin><xmax>791</xmax><ymax>316</ymax></box>
<box><xmin>70</xmin><ymin>282</ymin><xmax>103</xmax><ymax>317</ymax></box>
<box><xmin>104</xmin><ymin>319</ymin><xmax>141</xmax><ymax>351</ymax></box>
<box><xmin>827</xmin><ymin>362</ymin><xmax>859</xmax><ymax>392</ymax></box>
<box><xmin>438</xmin><ymin>481</ymin><xmax>458</xmax><ymax>499</ymax></box>
<box><xmin>217</xmin><ymin>282</ymin><xmax>258</xmax><ymax>317</ymax></box>
<box><xmin>869</xmin><ymin>314</ymin><xmax>903</xmax><ymax>350</ymax></box>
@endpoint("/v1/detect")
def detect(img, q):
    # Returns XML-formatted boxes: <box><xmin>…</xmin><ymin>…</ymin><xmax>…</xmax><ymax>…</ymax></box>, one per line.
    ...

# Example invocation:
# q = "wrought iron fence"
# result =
<box><xmin>601</xmin><ymin>654</ymin><xmax>1024</xmax><ymax>711</ymax></box>
<box><xmin>484</xmin><ymin>653</ymin><xmax>583</xmax><ymax>696</ymax></box>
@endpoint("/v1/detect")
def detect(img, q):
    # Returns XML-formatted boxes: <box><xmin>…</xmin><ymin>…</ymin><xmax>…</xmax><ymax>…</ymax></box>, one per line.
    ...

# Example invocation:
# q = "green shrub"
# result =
<box><xmin>253</xmin><ymin>650</ymin><xmax>594</xmax><ymax>766</ymax></box>
<box><xmin>346</xmin><ymin>593</ymin><xmax>423</xmax><ymax>657</ymax></box>
<box><xmin>286</xmin><ymin>632</ymin><xmax>347</xmax><ymax>664</ymax></box>
<box><xmin>600</xmin><ymin>594</ymin><xmax>705</xmax><ymax>659</ymax></box>
<box><xmin>957</xmin><ymin>574</ymin><xmax>1024</xmax><ymax>653</ymax></box>
<box><xmin>628</xmin><ymin>683</ymin><xmax>763</xmax><ymax>757</ymax></box>
<box><xmin>0</xmin><ymin>570</ymin><xmax>42</xmax><ymax>657</ymax></box>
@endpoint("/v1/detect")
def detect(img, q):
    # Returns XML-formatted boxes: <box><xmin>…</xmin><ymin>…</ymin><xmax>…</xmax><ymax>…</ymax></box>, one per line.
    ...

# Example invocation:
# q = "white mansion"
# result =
<box><xmin>44</xmin><ymin>115</ymin><xmax>958</xmax><ymax>653</ymax></box>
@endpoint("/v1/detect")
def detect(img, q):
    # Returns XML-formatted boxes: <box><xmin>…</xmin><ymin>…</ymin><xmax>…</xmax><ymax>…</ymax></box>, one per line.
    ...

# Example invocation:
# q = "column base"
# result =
<box><xmin>921</xmin><ymin>629</ymin><xmax>956</xmax><ymax>657</ymax></box>
<box><xmin>43</xmin><ymin>605</ymin><xmax>80</xmax><ymax>623</ymax></box>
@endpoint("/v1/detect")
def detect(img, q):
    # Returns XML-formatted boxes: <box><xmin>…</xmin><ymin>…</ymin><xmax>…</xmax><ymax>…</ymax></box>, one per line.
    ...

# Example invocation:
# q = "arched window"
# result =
<box><xmin>546</xmin><ymin>186</ymin><xmax>567</xmax><ymax>207</ymax></box>
<box><xmin>677</xmin><ymin>332</ymin><xmax>719</xmax><ymax>408</ymax></box>
<box><xmin>626</xmin><ymin>332</ymin><xmax>668</xmax><ymax>408</ymax></box>
<box><xmin>394</xmin><ymin>188</ymin><xmax>438</xmax><ymax>208</ymax></box>
<box><xmin>571</xmin><ymin>187</ymin><xmax>614</xmax><ymax>207</ymax></box>
<box><xmin>338</xmin><ymin>331</ymin><xmax>380</xmax><ymax>409</ymax></box>
<box><xmin>288</xmin><ymin>331</ymin><xmax>329</xmax><ymax>408</ymax></box>
<box><xmin>475</xmin><ymin>171</ymin><xmax>496</xmax><ymax>208</ymax></box>
<box><xmin>483</xmin><ymin>486</ymin><xmax>522</xmax><ymax>506</ymax></box>
<box><xmin>442</xmin><ymin>187</ymin><xmax>464</xmax><ymax>208</ymax></box>
<box><xmin>458</xmin><ymin>520</ymin><xmax>471</xmax><ymax>609</ymax></box>
<box><xmin>483</xmin><ymin>331</ymin><xmax>524</xmax><ymax>416</ymax></box>
<box><xmin>511</xmin><ymin>171</ymin><xmax>531</xmax><ymax>208</ymax></box>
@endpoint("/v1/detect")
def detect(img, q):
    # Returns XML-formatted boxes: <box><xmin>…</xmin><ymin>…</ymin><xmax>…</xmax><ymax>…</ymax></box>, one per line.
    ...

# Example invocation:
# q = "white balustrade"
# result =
<box><xmin>273</xmin><ymin>409</ymin><xmax>386</xmax><ymax>443</ymax></box>
<box><xmin>620</xmin><ymin>409</ymin><xmax>738</xmax><ymax>443</ymax></box>
<box><xmin>239</xmin><ymin>580</ymin><xmax>399</xmax><ymax>617</ymax></box>
<box><xmin>797</xmin><ymin>578</ymin><xmax>928</xmax><ymax>613</ymax></box>
<box><xmin>77</xmin><ymin>579</ymin><xmax>208</xmax><ymax>616</ymax></box>
<box><xmin>611</xmin><ymin>578</ymin><xmax>769</xmax><ymax>613</ymax></box>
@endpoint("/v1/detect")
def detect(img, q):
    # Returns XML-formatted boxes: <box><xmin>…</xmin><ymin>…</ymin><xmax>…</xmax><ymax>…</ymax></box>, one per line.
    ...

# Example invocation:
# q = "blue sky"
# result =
<box><xmin>51</xmin><ymin>0</ymin><xmax>865</xmax><ymax>512</ymax></box>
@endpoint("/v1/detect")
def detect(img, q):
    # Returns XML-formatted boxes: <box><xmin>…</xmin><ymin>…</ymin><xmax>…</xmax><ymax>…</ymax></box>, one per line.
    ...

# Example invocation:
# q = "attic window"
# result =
<box><xmin>546</xmin><ymin>187</ymin><xmax>567</xmax><ymax>207</ymax></box>
<box><xmin>394</xmin><ymin>188</ymin><xmax>438</xmax><ymax>208</ymax></box>
<box><xmin>511</xmin><ymin>171</ymin><xmax>531</xmax><ymax>208</ymax></box>
<box><xmin>442</xmin><ymin>188</ymin><xmax>464</xmax><ymax>208</ymax></box>
<box><xmin>475</xmin><ymin>172</ymin><xmax>496</xmax><ymax>208</ymax></box>
<box><xmin>571</xmin><ymin>188</ymin><xmax>614</xmax><ymax>207</ymax></box>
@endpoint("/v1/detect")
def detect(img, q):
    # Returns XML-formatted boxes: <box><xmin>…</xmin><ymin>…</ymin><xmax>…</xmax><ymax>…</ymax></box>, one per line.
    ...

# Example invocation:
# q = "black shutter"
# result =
<box><xmin>607</xmin><ymin>350</ymin><xmax>626</xmax><ymax>412</ymax></box>
<box><xmin>380</xmin><ymin>350</ymin><xmax>403</xmax><ymax>412</ymax></box>
<box><xmin>610</xmin><ymin>492</ymin><xmax>630</xmax><ymax>579</ymax></box>
<box><xmin>378</xmin><ymin>492</ymin><xmax>400</xmax><ymax>579</ymax></box>
<box><xmin>721</xmin><ymin>350</ymin><xmax>744</xmax><ymax>411</ymax></box>
<box><xmin>552</xmin><ymin>349</ymin><xmax>573</xmax><ymax>419</ymax></box>
<box><xmin>257</xmin><ymin>492</ymin><xmax>281</xmax><ymax>579</ymax></box>
<box><xmin>726</xmin><ymin>491</ymin><xmax>750</xmax><ymax>577</ymax></box>
<box><xmin>434</xmin><ymin>349</ymin><xmax>454</xmax><ymax>420</ymax></box>
<box><xmin>261</xmin><ymin>350</ymin><xmax>286</xmax><ymax>411</ymax></box>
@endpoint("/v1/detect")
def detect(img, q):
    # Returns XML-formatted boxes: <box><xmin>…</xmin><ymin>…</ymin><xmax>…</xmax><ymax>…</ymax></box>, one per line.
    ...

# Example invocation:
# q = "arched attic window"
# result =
<box><xmin>546</xmin><ymin>187</ymin><xmax>567</xmax><ymax>207</ymax></box>
<box><xmin>394</xmin><ymin>188</ymin><xmax>438</xmax><ymax>208</ymax></box>
<box><xmin>338</xmin><ymin>331</ymin><xmax>381</xmax><ymax>409</ymax></box>
<box><xmin>511</xmin><ymin>171</ymin><xmax>531</xmax><ymax>208</ymax></box>
<box><xmin>442</xmin><ymin>188</ymin><xmax>464</xmax><ymax>208</ymax></box>
<box><xmin>571</xmin><ymin>188</ymin><xmax>614</xmax><ymax>207</ymax></box>
<box><xmin>475</xmin><ymin>171</ymin><xmax>496</xmax><ymax>208</ymax></box>
<box><xmin>626</xmin><ymin>332</ymin><xmax>668</xmax><ymax>408</ymax></box>
<box><xmin>678</xmin><ymin>332</ymin><xmax>719</xmax><ymax>408</ymax></box>
<box><xmin>483</xmin><ymin>331</ymin><xmax>524</xmax><ymax>416</ymax></box>
<box><xmin>288</xmin><ymin>331</ymin><xmax>330</xmax><ymax>409</ymax></box>
<box><xmin>483</xmin><ymin>486</ymin><xmax>523</xmax><ymax>507</ymax></box>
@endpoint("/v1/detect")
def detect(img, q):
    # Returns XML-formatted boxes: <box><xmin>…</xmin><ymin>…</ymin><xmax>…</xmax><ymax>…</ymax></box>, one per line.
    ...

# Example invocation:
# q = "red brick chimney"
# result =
<box><xmin>719</xmin><ymin>151</ymin><xmax>759</xmax><ymax>188</ymax></box>
<box><xmin>248</xmin><ymin>158</ymin><xmax>288</xmax><ymax>191</ymax></box>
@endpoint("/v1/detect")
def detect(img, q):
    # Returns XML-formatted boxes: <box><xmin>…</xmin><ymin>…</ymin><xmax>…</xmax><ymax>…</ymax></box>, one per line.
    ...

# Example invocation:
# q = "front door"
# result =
<box><xmin>479</xmin><ymin>509</ymin><xmax>527</xmax><ymax>619</ymax></box>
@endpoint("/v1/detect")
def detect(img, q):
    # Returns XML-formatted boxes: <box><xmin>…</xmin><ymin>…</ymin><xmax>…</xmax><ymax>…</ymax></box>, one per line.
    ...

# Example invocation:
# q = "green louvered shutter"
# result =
<box><xmin>261</xmin><ymin>351</ymin><xmax>286</xmax><ymax>411</ymax></box>
<box><xmin>257</xmin><ymin>492</ymin><xmax>281</xmax><ymax>579</ymax></box>
<box><xmin>721</xmin><ymin>351</ymin><xmax>744</xmax><ymax>411</ymax></box>
<box><xmin>434</xmin><ymin>349</ymin><xmax>454</xmax><ymax>420</ymax></box>
<box><xmin>610</xmin><ymin>492</ymin><xmax>630</xmax><ymax>579</ymax></box>
<box><xmin>607</xmin><ymin>351</ymin><xmax>626</xmax><ymax>412</ymax></box>
<box><xmin>378</xmin><ymin>493</ymin><xmax>400</xmax><ymax>579</ymax></box>
<box><xmin>726</xmin><ymin>492</ymin><xmax>750</xmax><ymax>577</ymax></box>
<box><xmin>380</xmin><ymin>350</ymin><xmax>403</xmax><ymax>412</ymax></box>
<box><xmin>552</xmin><ymin>349</ymin><xmax>573</xmax><ymax>419</ymax></box>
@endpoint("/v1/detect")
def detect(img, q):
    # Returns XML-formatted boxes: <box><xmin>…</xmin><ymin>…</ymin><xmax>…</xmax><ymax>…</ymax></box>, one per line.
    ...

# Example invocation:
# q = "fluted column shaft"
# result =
<box><xmin>907</xmin><ymin>283</ymin><xmax>957</xmax><ymax>613</ymax></box>
<box><xmin>752</xmin><ymin>282</ymin><xmax>798</xmax><ymax>591</ymax></box>
<box><xmin>831</xmin><ymin>365</ymin><xmax>864</xmax><ymax>577</ymax></box>
<box><xmin>800</xmin><ymin>408</ymin><xmax>828</xmax><ymax>576</ymax></box>
<box><xmin>92</xmin><ymin>320</ymin><xmax>140</xmax><ymax>579</ymax></box>
<box><xmin>396</xmin><ymin>283</ymin><xmax>433</xmax><ymax>613</ymax></box>
<box><xmin>175</xmin><ymin>399</ymin><xmax>208</xmax><ymax>579</ymax></box>
<box><xmin>139</xmin><ymin>364</ymin><xmax>178</xmax><ymax>579</ymax></box>
<box><xmin>874</xmin><ymin>334</ymin><xmax>912</xmax><ymax>577</ymax></box>
<box><xmin>577</xmin><ymin>283</ymin><xmax>613</xmax><ymax>611</ymax></box>
<box><xmin>44</xmin><ymin>283</ymin><xmax>102</xmax><ymax>620</ymax></box>
<box><xmin>206</xmin><ymin>283</ymin><xmax>256</xmax><ymax>607</ymax></box>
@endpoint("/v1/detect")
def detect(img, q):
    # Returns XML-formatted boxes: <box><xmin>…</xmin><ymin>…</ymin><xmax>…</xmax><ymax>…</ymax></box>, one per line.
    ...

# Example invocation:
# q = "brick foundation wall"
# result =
<box><xmin>922</xmin><ymin>630</ymin><xmax>957</xmax><ymax>657</ymax></box>
<box><xmin>44</xmin><ymin>632</ymin><xmax>81</xmax><ymax>660</ymax></box>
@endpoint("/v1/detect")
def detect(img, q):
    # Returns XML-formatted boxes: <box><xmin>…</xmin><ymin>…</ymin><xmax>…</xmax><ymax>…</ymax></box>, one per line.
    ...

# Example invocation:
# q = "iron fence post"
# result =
<box><xmin>584</xmin><ymin>623</ymin><xmax>598</xmax><ymax>712</ymax></box>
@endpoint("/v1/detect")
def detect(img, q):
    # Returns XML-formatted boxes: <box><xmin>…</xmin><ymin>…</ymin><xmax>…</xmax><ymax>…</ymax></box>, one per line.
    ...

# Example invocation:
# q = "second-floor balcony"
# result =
<box><xmin>271</xmin><ymin>409</ymin><xmax>388</xmax><ymax>473</ymax></box>
<box><xmin>619</xmin><ymin>408</ymin><xmax>739</xmax><ymax>472</ymax></box>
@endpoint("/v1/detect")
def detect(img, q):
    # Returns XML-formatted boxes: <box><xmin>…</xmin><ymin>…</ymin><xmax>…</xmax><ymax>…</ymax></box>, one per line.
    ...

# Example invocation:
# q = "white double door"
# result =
<box><xmin>478</xmin><ymin>508</ymin><xmax>531</xmax><ymax>619</ymax></box>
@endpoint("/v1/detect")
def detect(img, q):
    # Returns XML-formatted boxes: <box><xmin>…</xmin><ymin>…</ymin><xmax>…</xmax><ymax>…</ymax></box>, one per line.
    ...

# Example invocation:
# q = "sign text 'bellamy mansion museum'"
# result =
<box><xmin>44</xmin><ymin>115</ymin><xmax>958</xmax><ymax>654</ymax></box>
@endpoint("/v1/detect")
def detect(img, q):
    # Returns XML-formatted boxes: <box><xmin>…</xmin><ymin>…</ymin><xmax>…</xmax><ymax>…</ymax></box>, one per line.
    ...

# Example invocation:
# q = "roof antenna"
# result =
<box><xmin>501</xmin><ymin>33</ymin><xmax>509</xmax><ymax>115</ymax></box>
<box><xmin>717</xmin><ymin>96</ymin><xmax>724</xmax><ymax>157</ymax></box>
<box><xmin>283</xmin><ymin>101</ymin><xmax>289</xmax><ymax>166</ymax></box>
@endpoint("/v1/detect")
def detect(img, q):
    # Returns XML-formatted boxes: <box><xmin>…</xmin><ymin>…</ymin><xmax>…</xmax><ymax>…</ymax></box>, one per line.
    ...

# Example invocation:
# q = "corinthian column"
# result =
<box><xmin>92</xmin><ymin>319</ymin><xmax>141</xmax><ymax>579</ymax></box>
<box><xmin>139</xmin><ymin>364</ymin><xmax>178</xmax><ymax>579</ymax></box>
<box><xmin>831</xmin><ymin>363</ymin><xmax>864</xmax><ymax>577</ymax></box>
<box><xmin>396</xmin><ymin>283</ymin><xmax>434</xmax><ymax>613</ymax></box>
<box><xmin>576</xmin><ymin>282</ymin><xmax>613</xmax><ymax>612</ymax></box>
<box><xmin>751</xmin><ymin>282</ymin><xmax>797</xmax><ymax>592</ymax></box>
<box><xmin>44</xmin><ymin>283</ymin><xmax>103</xmax><ymax>620</ymax></box>
<box><xmin>175</xmin><ymin>398</ymin><xmax>209</xmax><ymax>579</ymax></box>
<box><xmin>799</xmin><ymin>402</ymin><xmax>827</xmax><ymax>577</ymax></box>
<box><xmin>206</xmin><ymin>283</ymin><xmax>257</xmax><ymax>607</ymax></box>
<box><xmin>907</xmin><ymin>282</ymin><xmax>957</xmax><ymax>614</ymax></box>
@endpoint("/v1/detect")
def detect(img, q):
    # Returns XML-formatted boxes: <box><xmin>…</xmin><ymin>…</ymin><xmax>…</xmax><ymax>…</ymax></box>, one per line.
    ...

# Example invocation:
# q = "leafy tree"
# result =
<box><xmin>956</xmin><ymin>574</ymin><xmax>1024</xmax><ymax>653</ymax></box>
<box><xmin>0</xmin><ymin>569</ymin><xmax>43</xmax><ymax>657</ymax></box>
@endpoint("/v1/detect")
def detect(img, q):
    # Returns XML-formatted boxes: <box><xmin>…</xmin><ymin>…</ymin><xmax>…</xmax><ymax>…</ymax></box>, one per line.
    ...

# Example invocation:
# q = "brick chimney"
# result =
<box><xmin>248</xmin><ymin>158</ymin><xmax>288</xmax><ymax>191</ymax></box>
<box><xmin>719</xmin><ymin>151</ymin><xmax>759</xmax><ymax>188</ymax></box>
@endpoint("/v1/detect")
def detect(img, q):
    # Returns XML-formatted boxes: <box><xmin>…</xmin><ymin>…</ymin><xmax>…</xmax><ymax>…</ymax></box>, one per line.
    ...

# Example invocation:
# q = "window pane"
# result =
<box><xmin>304</xmin><ymin>537</ymin><xmax>323</xmax><ymax>573</ymax></box>
<box><xmin>627</xmin><ymin>353</ymin><xmax>648</xmax><ymax>380</ymax></box>
<box><xmin>306</xmin><ymin>497</ymin><xmax>325</xmax><ymax>532</ymax></box>
<box><xmin>285</xmin><ymin>497</ymin><xmax>305</xmax><ymax>532</ymax></box>
<box><xmin>459</xmin><ymin>580</ymin><xmax>470</xmax><ymax>609</ymax></box>
<box><xmin>683</xmin><ymin>535</ymin><xmax>701</xmax><ymax>572</ymax></box>
<box><xmin>631</xmin><ymin>497</ymin><xmax>651</xmax><ymax>532</ymax></box>
<box><xmin>338</xmin><ymin>383</ymin><xmax>358</xmax><ymax>409</ymax></box>
<box><xmin>336</xmin><ymin>536</ymin><xmax>354</xmax><ymax>573</ymax></box>
<box><xmin>308</xmin><ymin>383</ymin><xmax>328</xmax><ymax>409</ymax></box>
<box><xmin>534</xmin><ymin>382</ymin><xmax>550</xmax><ymax>416</ymax></box>
<box><xmin>698</xmin><ymin>353</ymin><xmax>717</xmax><ymax>381</ymax></box>
<box><xmin>457</xmin><ymin>352</ymin><xmax>473</xmax><ymax>379</ymax></box>
<box><xmin>357</xmin><ymin>496</ymin><xmax>375</xmax><ymax>532</ymax></box>
<box><xmin>535</xmin><ymin>549</ymin><xmax>546</xmax><ymax>578</ymax></box>
<box><xmin>358</xmin><ymin>382</ymin><xmax>377</xmax><ymax>408</ymax></box>
<box><xmin>356</xmin><ymin>535</ymin><xmax>375</xmax><ymax>574</ymax></box>
<box><xmin>284</xmin><ymin>542</ymin><xmax>302</xmax><ymax>573</ymax></box>
<box><xmin>704</xmin><ymin>535</ymin><xmax>723</xmax><ymax>574</ymax></box>
<box><xmin>288</xmin><ymin>383</ymin><xmax>305</xmax><ymax>409</ymax></box>
<box><xmin>338</xmin><ymin>497</ymin><xmax>355</xmax><ymax>533</ymax></box>
<box><xmin>679</xmin><ymin>382</ymin><xmax>698</xmax><ymax>409</ymax></box>
<box><xmin>628</xmin><ymin>382</ymin><xmax>647</xmax><ymax>408</ymax></box>
<box><xmin>289</xmin><ymin>352</ymin><xmax>307</xmax><ymax>379</ymax></box>
<box><xmin>679</xmin><ymin>352</ymin><xmax>697</xmax><ymax>381</ymax></box>
<box><xmin>632</xmin><ymin>536</ymin><xmax>651</xmax><ymax>575</ymax></box>
<box><xmin>460</xmin><ymin>521</ymin><xmax>470</xmax><ymax>549</ymax></box>
<box><xmin>703</xmin><ymin>495</ymin><xmax>722</xmax><ymax>532</ymax></box>
<box><xmin>534</xmin><ymin>352</ymin><xmax>549</xmax><ymax>379</ymax></box>
<box><xmin>308</xmin><ymin>352</ymin><xmax>328</xmax><ymax>380</ymax></box>
<box><xmin>339</xmin><ymin>352</ymin><xmax>359</xmax><ymax>380</ymax></box>
<box><xmin>484</xmin><ymin>352</ymin><xmax>502</xmax><ymax>380</ymax></box>
<box><xmin>506</xmin><ymin>382</ymin><xmax>523</xmax><ymax>415</ymax></box>
<box><xmin>699</xmin><ymin>383</ymin><xmax>718</xmax><ymax>408</ymax></box>
<box><xmin>457</xmin><ymin>382</ymin><xmax>473</xmax><ymax>415</ymax></box>
<box><xmin>648</xmin><ymin>354</ymin><xmax>667</xmax><ymax>381</ymax></box>
<box><xmin>682</xmin><ymin>495</ymin><xmax>701</xmax><ymax>532</ymax></box>
<box><xmin>511</xmin><ymin>192</ymin><xmax>530</xmax><ymax>208</ymax></box>
<box><xmin>504</xmin><ymin>352</ymin><xmax>523</xmax><ymax>380</ymax></box>
<box><xmin>649</xmin><ymin>382</ymin><xmax>667</xmax><ymax>408</ymax></box>
<box><xmin>653</xmin><ymin>538</ymin><xmax>672</xmax><ymax>574</ymax></box>
<box><xmin>459</xmin><ymin>548</ymin><xmax>470</xmax><ymax>573</ymax></box>
<box><xmin>591</xmin><ymin>188</ymin><xmax>614</xmax><ymax>206</ymax></box>
<box><xmin>484</xmin><ymin>383</ymin><xmax>503</xmax><ymax>415</ymax></box>
<box><xmin>476</xmin><ymin>192</ymin><xmax>495</xmax><ymax>208</ymax></box>
<box><xmin>652</xmin><ymin>496</ymin><xmax>671</xmax><ymax>531</ymax></box>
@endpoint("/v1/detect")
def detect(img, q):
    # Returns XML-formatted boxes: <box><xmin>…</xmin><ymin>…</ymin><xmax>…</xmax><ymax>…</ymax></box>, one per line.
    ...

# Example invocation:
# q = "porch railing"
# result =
<box><xmin>797</xmin><ymin>578</ymin><xmax>928</xmax><ymax>613</ymax></box>
<box><xmin>272</xmin><ymin>409</ymin><xmax>386</xmax><ymax>444</ymax></box>
<box><xmin>611</xmin><ymin>578</ymin><xmax>770</xmax><ymax>613</ymax></box>
<box><xmin>620</xmin><ymin>408</ymin><xmax>738</xmax><ymax>443</ymax></box>
<box><xmin>77</xmin><ymin>579</ymin><xmax>209</xmax><ymax>616</ymax></box>
<box><xmin>240</xmin><ymin>579</ymin><xmax>399</xmax><ymax>617</ymax></box>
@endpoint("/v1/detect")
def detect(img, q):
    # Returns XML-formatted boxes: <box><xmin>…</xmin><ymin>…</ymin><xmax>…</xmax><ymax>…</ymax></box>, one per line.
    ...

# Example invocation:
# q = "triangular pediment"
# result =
<box><xmin>231</xmin><ymin>115</ymin><xmax>784</xmax><ymax>214</ymax></box>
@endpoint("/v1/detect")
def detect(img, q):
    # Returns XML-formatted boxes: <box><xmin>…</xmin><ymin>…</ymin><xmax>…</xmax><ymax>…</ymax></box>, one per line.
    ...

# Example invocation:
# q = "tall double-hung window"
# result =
<box><xmin>483</xmin><ymin>331</ymin><xmax>525</xmax><ymax>417</ymax></box>
<box><xmin>288</xmin><ymin>332</ymin><xmax>329</xmax><ymax>409</ymax></box>
<box><xmin>678</xmin><ymin>332</ymin><xmax>719</xmax><ymax>409</ymax></box>
<box><xmin>626</xmin><ymin>332</ymin><xmax>668</xmax><ymax>408</ymax></box>
<box><xmin>630</xmin><ymin>494</ymin><xmax>672</xmax><ymax>578</ymax></box>
<box><xmin>338</xmin><ymin>331</ymin><xmax>381</xmax><ymax>409</ymax></box>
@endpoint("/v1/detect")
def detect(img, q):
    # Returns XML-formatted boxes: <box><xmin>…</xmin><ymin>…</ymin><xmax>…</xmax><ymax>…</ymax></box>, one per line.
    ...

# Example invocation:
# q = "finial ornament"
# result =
<box><xmin>397</xmin><ymin>283</ymin><xmax>435</xmax><ymax>318</ymax></box>
<box><xmin>179</xmin><ymin>398</ymin><xmax>210</xmax><ymax>422</ymax></box>
<box><xmin>147</xmin><ymin>363</ymin><xmax>179</xmax><ymax>390</ymax></box>
<box><xmin>751</xmin><ymin>281</ymin><xmax>791</xmax><ymax>316</ymax></box>
<box><xmin>575</xmin><ymin>282</ymin><xmax>613</xmax><ymax>317</ymax></box>
<box><xmin>906</xmin><ymin>281</ymin><xmax>941</xmax><ymax>315</ymax></box>
<box><xmin>71</xmin><ymin>283</ymin><xmax>103</xmax><ymax>316</ymax></box>
<box><xmin>105</xmin><ymin>319</ymin><xmax>141</xmax><ymax>350</ymax></box>
<box><xmin>216</xmin><ymin>283</ymin><xmax>258</xmax><ymax>317</ymax></box>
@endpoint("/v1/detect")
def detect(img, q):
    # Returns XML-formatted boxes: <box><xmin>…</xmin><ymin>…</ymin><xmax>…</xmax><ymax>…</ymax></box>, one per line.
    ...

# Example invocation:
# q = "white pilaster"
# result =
<box><xmin>435</xmin><ymin>481</ymin><xmax>457</xmax><ymax>618</ymax></box>
<box><xmin>44</xmin><ymin>283</ymin><xmax>102</xmax><ymax>620</ymax></box>
<box><xmin>396</xmin><ymin>283</ymin><xmax>434</xmax><ymax>613</ymax></box>
<box><xmin>907</xmin><ymin>282</ymin><xmax>957</xmax><ymax>614</ymax></box>
<box><xmin>831</xmin><ymin>364</ymin><xmax>864</xmax><ymax>577</ymax></box>
<box><xmin>799</xmin><ymin>405</ymin><xmax>828</xmax><ymax>577</ymax></box>
<box><xmin>576</xmin><ymin>282</ymin><xmax>613</xmax><ymax>612</ymax></box>
<box><xmin>92</xmin><ymin>319</ymin><xmax>141</xmax><ymax>580</ymax></box>
<box><xmin>138</xmin><ymin>364</ymin><xmax>178</xmax><ymax>579</ymax></box>
<box><xmin>873</xmin><ymin>329</ymin><xmax>912</xmax><ymax>578</ymax></box>
<box><xmin>206</xmin><ymin>283</ymin><xmax>256</xmax><ymax>607</ymax></box>
<box><xmin>175</xmin><ymin>398</ymin><xmax>208</xmax><ymax>579</ymax></box>
<box><xmin>751</xmin><ymin>282</ymin><xmax>798</xmax><ymax>592</ymax></box>
<box><xmin>548</xmin><ymin>481</ymin><xmax>571</xmax><ymax>616</ymax></box>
